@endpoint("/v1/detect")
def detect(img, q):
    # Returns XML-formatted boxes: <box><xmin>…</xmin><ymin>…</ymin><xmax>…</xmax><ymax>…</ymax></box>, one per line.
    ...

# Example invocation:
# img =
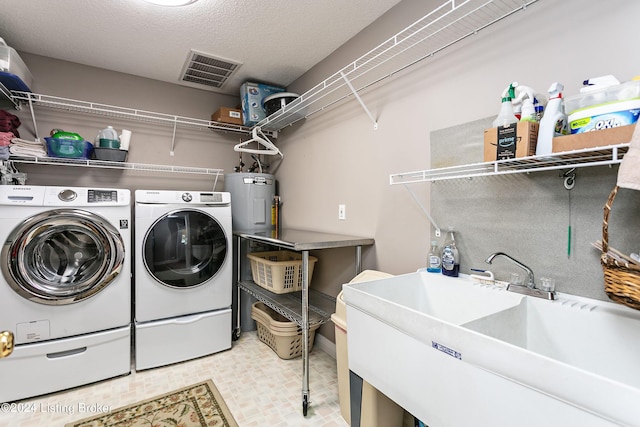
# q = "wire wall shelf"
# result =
<box><xmin>0</xmin><ymin>83</ymin><xmax>18</xmax><ymax>109</ymax></box>
<box><xmin>389</xmin><ymin>144</ymin><xmax>629</xmax><ymax>184</ymax></box>
<box><xmin>9</xmin><ymin>155</ymin><xmax>223</xmax><ymax>176</ymax></box>
<box><xmin>257</xmin><ymin>0</ymin><xmax>540</xmax><ymax>131</ymax></box>
<box><xmin>6</xmin><ymin>1</ymin><xmax>539</xmax><ymax>136</ymax></box>
<box><xmin>10</xmin><ymin>91</ymin><xmax>271</xmax><ymax>136</ymax></box>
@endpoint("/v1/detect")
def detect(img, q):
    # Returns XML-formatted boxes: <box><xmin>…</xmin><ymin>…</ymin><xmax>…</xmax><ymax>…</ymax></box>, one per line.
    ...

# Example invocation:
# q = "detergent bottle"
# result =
<box><xmin>535</xmin><ymin>82</ymin><xmax>567</xmax><ymax>157</ymax></box>
<box><xmin>441</xmin><ymin>228</ymin><xmax>460</xmax><ymax>277</ymax></box>
<box><xmin>492</xmin><ymin>83</ymin><xmax>518</xmax><ymax>127</ymax></box>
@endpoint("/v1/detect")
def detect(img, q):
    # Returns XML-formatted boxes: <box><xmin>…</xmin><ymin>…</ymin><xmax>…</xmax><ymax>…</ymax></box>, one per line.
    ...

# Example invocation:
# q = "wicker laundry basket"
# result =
<box><xmin>601</xmin><ymin>185</ymin><xmax>640</xmax><ymax>310</ymax></box>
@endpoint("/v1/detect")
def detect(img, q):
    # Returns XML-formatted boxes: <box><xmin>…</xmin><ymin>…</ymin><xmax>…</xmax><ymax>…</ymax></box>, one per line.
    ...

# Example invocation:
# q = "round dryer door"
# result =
<box><xmin>1</xmin><ymin>209</ymin><xmax>126</xmax><ymax>305</ymax></box>
<box><xmin>142</xmin><ymin>209</ymin><xmax>227</xmax><ymax>288</ymax></box>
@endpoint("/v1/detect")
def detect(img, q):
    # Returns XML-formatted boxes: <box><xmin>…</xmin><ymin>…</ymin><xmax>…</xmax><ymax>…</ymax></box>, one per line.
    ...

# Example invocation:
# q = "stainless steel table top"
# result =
<box><xmin>233</xmin><ymin>228</ymin><xmax>374</xmax><ymax>251</ymax></box>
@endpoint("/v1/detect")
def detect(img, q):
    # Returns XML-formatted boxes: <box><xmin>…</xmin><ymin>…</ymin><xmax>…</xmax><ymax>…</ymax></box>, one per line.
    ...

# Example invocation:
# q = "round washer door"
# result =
<box><xmin>142</xmin><ymin>209</ymin><xmax>228</xmax><ymax>289</ymax></box>
<box><xmin>1</xmin><ymin>209</ymin><xmax>126</xmax><ymax>305</ymax></box>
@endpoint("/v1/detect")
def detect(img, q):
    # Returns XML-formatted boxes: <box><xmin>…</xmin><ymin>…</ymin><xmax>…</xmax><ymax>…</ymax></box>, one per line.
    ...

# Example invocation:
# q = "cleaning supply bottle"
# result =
<box><xmin>535</xmin><ymin>82</ymin><xmax>567</xmax><ymax>157</ymax></box>
<box><xmin>492</xmin><ymin>83</ymin><xmax>518</xmax><ymax>127</ymax></box>
<box><xmin>534</xmin><ymin>97</ymin><xmax>545</xmax><ymax>122</ymax></box>
<box><xmin>512</xmin><ymin>84</ymin><xmax>536</xmax><ymax>121</ymax></box>
<box><xmin>441</xmin><ymin>228</ymin><xmax>460</xmax><ymax>277</ymax></box>
<box><xmin>427</xmin><ymin>240</ymin><xmax>441</xmax><ymax>273</ymax></box>
<box><xmin>519</xmin><ymin>96</ymin><xmax>537</xmax><ymax>122</ymax></box>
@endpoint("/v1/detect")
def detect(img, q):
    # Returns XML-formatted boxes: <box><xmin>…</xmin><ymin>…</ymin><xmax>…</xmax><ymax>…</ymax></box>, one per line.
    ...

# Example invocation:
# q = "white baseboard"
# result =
<box><xmin>315</xmin><ymin>333</ymin><xmax>336</xmax><ymax>359</ymax></box>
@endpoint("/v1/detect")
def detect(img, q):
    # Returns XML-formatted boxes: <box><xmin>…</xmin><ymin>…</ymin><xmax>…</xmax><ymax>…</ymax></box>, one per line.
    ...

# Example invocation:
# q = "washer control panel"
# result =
<box><xmin>87</xmin><ymin>189</ymin><xmax>118</xmax><ymax>203</ymax></box>
<box><xmin>58</xmin><ymin>189</ymin><xmax>77</xmax><ymax>202</ymax></box>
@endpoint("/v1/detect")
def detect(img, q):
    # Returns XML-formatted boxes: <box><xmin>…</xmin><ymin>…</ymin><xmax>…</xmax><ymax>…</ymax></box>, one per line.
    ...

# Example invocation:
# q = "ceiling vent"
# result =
<box><xmin>180</xmin><ymin>50</ymin><xmax>241</xmax><ymax>89</ymax></box>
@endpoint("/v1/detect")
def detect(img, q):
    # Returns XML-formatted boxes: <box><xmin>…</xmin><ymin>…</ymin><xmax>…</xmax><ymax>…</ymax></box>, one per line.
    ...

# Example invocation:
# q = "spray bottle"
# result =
<box><xmin>536</xmin><ymin>82</ymin><xmax>567</xmax><ymax>157</ymax></box>
<box><xmin>513</xmin><ymin>85</ymin><xmax>537</xmax><ymax>122</ymax></box>
<box><xmin>520</xmin><ymin>97</ymin><xmax>536</xmax><ymax>122</ymax></box>
<box><xmin>492</xmin><ymin>83</ymin><xmax>518</xmax><ymax>127</ymax></box>
<box><xmin>581</xmin><ymin>75</ymin><xmax>620</xmax><ymax>93</ymax></box>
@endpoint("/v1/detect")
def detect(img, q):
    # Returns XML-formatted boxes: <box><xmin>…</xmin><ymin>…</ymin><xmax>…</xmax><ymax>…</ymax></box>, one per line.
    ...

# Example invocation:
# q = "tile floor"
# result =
<box><xmin>0</xmin><ymin>331</ymin><xmax>349</xmax><ymax>427</ymax></box>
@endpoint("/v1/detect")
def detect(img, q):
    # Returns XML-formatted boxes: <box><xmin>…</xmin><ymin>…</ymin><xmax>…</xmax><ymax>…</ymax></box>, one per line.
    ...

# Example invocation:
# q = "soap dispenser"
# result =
<box><xmin>427</xmin><ymin>240</ymin><xmax>442</xmax><ymax>273</ymax></box>
<box><xmin>441</xmin><ymin>228</ymin><xmax>460</xmax><ymax>277</ymax></box>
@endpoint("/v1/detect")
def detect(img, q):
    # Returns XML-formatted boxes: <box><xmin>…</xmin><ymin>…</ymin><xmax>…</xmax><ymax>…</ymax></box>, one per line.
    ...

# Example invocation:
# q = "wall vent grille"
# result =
<box><xmin>180</xmin><ymin>50</ymin><xmax>241</xmax><ymax>88</ymax></box>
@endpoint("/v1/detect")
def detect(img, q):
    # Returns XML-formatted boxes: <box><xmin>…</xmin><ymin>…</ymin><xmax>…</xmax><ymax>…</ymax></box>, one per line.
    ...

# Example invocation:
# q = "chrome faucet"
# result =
<box><xmin>485</xmin><ymin>252</ymin><xmax>535</xmax><ymax>288</ymax></box>
<box><xmin>485</xmin><ymin>252</ymin><xmax>554</xmax><ymax>300</ymax></box>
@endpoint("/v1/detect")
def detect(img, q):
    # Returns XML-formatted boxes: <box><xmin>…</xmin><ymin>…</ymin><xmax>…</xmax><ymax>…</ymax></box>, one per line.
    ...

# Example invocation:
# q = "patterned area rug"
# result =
<box><xmin>64</xmin><ymin>380</ymin><xmax>238</xmax><ymax>427</ymax></box>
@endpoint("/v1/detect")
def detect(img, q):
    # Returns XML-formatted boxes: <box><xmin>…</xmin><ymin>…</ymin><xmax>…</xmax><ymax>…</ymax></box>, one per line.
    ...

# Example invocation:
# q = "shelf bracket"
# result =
<box><xmin>170</xmin><ymin>118</ymin><xmax>177</xmax><ymax>156</ymax></box>
<box><xmin>403</xmin><ymin>183</ymin><xmax>441</xmax><ymax>237</ymax></box>
<box><xmin>340</xmin><ymin>72</ymin><xmax>378</xmax><ymax>130</ymax></box>
<box><xmin>26</xmin><ymin>94</ymin><xmax>41</xmax><ymax>142</ymax></box>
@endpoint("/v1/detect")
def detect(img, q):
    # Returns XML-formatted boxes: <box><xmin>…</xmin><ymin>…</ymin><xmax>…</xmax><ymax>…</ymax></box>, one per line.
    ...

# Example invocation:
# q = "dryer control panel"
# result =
<box><xmin>88</xmin><ymin>189</ymin><xmax>118</xmax><ymax>203</ymax></box>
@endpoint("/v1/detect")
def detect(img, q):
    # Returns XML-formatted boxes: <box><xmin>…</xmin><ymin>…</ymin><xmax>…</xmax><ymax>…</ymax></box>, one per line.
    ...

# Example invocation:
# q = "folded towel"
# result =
<box><xmin>617</xmin><ymin>124</ymin><xmax>640</xmax><ymax>191</ymax></box>
<box><xmin>10</xmin><ymin>137</ymin><xmax>45</xmax><ymax>147</ymax></box>
<box><xmin>0</xmin><ymin>132</ymin><xmax>14</xmax><ymax>147</ymax></box>
<box><xmin>9</xmin><ymin>144</ymin><xmax>47</xmax><ymax>158</ymax></box>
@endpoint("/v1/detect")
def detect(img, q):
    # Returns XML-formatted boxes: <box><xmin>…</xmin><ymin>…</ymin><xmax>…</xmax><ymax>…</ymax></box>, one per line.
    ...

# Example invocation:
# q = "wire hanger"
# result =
<box><xmin>234</xmin><ymin>126</ymin><xmax>283</xmax><ymax>158</ymax></box>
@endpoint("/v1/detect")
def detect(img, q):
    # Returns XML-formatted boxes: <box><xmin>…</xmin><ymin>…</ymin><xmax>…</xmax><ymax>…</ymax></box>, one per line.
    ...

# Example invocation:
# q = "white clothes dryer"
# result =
<box><xmin>0</xmin><ymin>186</ymin><xmax>131</xmax><ymax>403</ymax></box>
<box><xmin>134</xmin><ymin>190</ymin><xmax>232</xmax><ymax>370</ymax></box>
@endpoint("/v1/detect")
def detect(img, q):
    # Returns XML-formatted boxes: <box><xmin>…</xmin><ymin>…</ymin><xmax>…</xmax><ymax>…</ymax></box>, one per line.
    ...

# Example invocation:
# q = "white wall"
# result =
<box><xmin>11</xmin><ymin>52</ymin><xmax>242</xmax><ymax>193</ymax></box>
<box><xmin>7</xmin><ymin>0</ymin><xmax>640</xmax><ymax>342</ymax></box>
<box><xmin>274</xmin><ymin>0</ymin><xmax>640</xmax><ymax>323</ymax></box>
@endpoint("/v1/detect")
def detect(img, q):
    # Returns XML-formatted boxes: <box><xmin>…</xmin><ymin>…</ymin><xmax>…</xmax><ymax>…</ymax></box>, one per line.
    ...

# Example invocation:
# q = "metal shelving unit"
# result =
<box><xmin>390</xmin><ymin>144</ymin><xmax>629</xmax><ymax>184</ymax></box>
<box><xmin>237</xmin><ymin>280</ymin><xmax>335</xmax><ymax>326</ymax></box>
<box><xmin>257</xmin><ymin>0</ymin><xmax>540</xmax><ymax>131</ymax></box>
<box><xmin>234</xmin><ymin>229</ymin><xmax>374</xmax><ymax>417</ymax></box>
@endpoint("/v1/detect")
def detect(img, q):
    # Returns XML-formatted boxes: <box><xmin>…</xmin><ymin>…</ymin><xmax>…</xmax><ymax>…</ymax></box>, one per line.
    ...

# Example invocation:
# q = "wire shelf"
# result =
<box><xmin>257</xmin><ymin>0</ymin><xmax>540</xmax><ymax>131</ymax></box>
<box><xmin>0</xmin><ymin>83</ymin><xmax>18</xmax><ymax>109</ymax></box>
<box><xmin>390</xmin><ymin>144</ymin><xmax>629</xmax><ymax>184</ymax></box>
<box><xmin>9</xmin><ymin>155</ymin><xmax>223</xmax><ymax>176</ymax></box>
<box><xmin>10</xmin><ymin>91</ymin><xmax>272</xmax><ymax>136</ymax></box>
<box><xmin>238</xmin><ymin>280</ymin><xmax>335</xmax><ymax>327</ymax></box>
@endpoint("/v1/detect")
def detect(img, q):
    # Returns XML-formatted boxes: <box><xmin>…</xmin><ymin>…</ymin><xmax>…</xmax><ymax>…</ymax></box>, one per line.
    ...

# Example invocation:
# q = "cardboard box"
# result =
<box><xmin>552</xmin><ymin>124</ymin><xmax>635</xmax><ymax>153</ymax></box>
<box><xmin>484</xmin><ymin>122</ymin><xmax>539</xmax><ymax>162</ymax></box>
<box><xmin>240</xmin><ymin>82</ymin><xmax>285</xmax><ymax>127</ymax></box>
<box><xmin>212</xmin><ymin>107</ymin><xmax>243</xmax><ymax>126</ymax></box>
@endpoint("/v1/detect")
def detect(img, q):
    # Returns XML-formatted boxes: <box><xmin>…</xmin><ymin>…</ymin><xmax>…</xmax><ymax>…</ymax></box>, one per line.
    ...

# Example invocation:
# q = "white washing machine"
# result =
<box><xmin>0</xmin><ymin>186</ymin><xmax>131</xmax><ymax>403</ymax></box>
<box><xmin>134</xmin><ymin>190</ymin><xmax>232</xmax><ymax>370</ymax></box>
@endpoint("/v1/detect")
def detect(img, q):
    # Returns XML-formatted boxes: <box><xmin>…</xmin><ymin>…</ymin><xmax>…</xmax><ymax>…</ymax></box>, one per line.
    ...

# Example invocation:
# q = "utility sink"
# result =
<box><xmin>343</xmin><ymin>271</ymin><xmax>640</xmax><ymax>427</ymax></box>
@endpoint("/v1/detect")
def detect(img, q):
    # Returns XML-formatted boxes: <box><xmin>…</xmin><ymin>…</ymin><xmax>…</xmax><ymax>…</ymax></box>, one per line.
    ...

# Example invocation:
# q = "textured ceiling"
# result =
<box><xmin>0</xmin><ymin>0</ymin><xmax>403</xmax><ymax>95</ymax></box>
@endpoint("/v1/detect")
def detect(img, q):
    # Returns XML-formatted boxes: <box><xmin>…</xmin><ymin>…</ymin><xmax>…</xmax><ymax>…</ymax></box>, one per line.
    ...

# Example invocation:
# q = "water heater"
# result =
<box><xmin>224</xmin><ymin>172</ymin><xmax>275</xmax><ymax>231</ymax></box>
<box><xmin>224</xmin><ymin>172</ymin><xmax>276</xmax><ymax>333</ymax></box>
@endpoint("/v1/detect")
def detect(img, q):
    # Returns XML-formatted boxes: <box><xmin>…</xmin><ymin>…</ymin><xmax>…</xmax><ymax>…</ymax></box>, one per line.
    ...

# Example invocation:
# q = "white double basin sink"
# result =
<box><xmin>342</xmin><ymin>271</ymin><xmax>640</xmax><ymax>427</ymax></box>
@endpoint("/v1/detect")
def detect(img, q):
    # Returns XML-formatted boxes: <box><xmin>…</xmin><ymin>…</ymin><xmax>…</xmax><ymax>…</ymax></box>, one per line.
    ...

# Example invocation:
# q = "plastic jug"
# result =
<box><xmin>97</xmin><ymin>126</ymin><xmax>120</xmax><ymax>148</ymax></box>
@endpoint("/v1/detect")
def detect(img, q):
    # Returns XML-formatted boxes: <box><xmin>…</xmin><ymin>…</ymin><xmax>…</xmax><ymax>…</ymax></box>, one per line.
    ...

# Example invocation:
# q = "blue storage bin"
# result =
<box><xmin>44</xmin><ymin>137</ymin><xmax>94</xmax><ymax>159</ymax></box>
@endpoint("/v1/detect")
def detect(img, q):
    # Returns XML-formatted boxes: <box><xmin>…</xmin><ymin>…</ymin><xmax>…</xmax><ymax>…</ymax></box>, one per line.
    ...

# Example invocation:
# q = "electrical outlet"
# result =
<box><xmin>338</xmin><ymin>204</ymin><xmax>346</xmax><ymax>220</ymax></box>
